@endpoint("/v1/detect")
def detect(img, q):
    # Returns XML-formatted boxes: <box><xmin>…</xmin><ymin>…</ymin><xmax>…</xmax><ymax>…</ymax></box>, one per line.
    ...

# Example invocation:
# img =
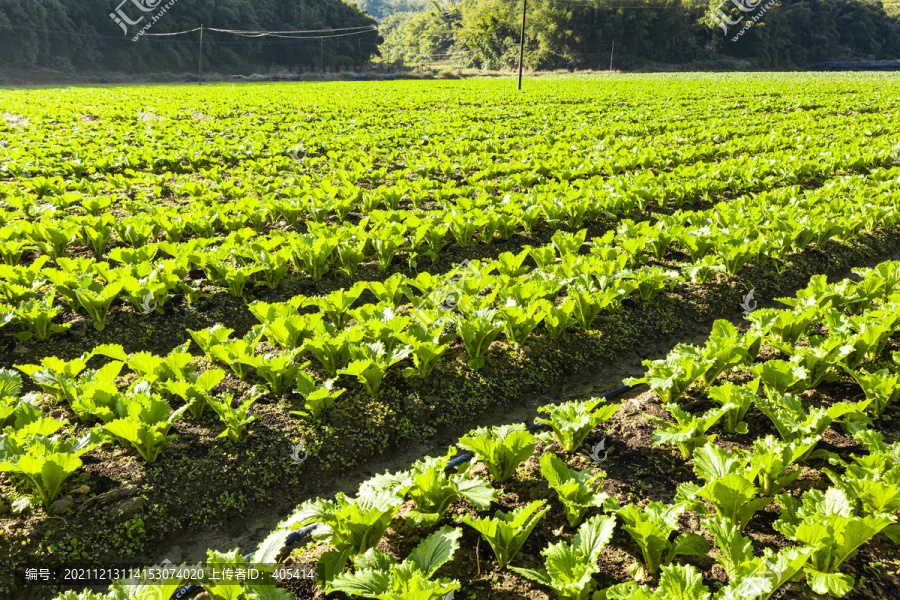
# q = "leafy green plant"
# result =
<box><xmin>103</xmin><ymin>395</ymin><xmax>187</xmax><ymax>463</ymax></box>
<box><xmin>745</xmin><ymin>435</ymin><xmax>812</xmax><ymax>496</ymax></box>
<box><xmin>292</xmin><ymin>374</ymin><xmax>345</xmax><ymax>422</ymax></box>
<box><xmin>707</xmin><ymin>380</ymin><xmax>760</xmax><ymax>435</ymax></box>
<box><xmin>159</xmin><ymin>369</ymin><xmax>225</xmax><ymax>420</ymax></box>
<box><xmin>626</xmin><ymin>352</ymin><xmax>706</xmax><ymax>405</ymax></box>
<box><xmin>381</xmin><ymin>451</ymin><xmax>496</xmax><ymax>527</ymax></box>
<box><xmin>16</xmin><ymin>355</ymin><xmax>88</xmax><ymax>402</ymax></box>
<box><xmin>340</xmin><ymin>342</ymin><xmax>411</xmax><ymax>396</ymax></box>
<box><xmin>279</xmin><ymin>489</ymin><xmax>404</xmax><ymax>585</ymax></box>
<box><xmin>207</xmin><ymin>391</ymin><xmax>261</xmax><ymax>444</ymax></box>
<box><xmin>551</xmin><ymin>229</ymin><xmax>587</xmax><ymax>257</ymax></box>
<box><xmin>249</xmin><ymin>247</ymin><xmax>292</xmax><ymax>289</ymax></box>
<box><xmin>541</xmin><ymin>298</ymin><xmax>577</xmax><ymax>340</ymax></box>
<box><xmin>603</xmin><ymin>563</ymin><xmax>710</xmax><ymax>600</ymax></box>
<box><xmin>303</xmin><ymin>285</ymin><xmax>366</xmax><ymax>330</ymax></box>
<box><xmin>781</xmin><ymin>336</ymin><xmax>845</xmax><ymax>388</ymax></box>
<box><xmin>822</xmin><ymin>431</ymin><xmax>900</xmax><ymax>517</ymax></box>
<box><xmin>539</xmin><ymin>452</ymin><xmax>608</xmax><ymax>527</ymax></box>
<box><xmin>93</xmin><ymin>342</ymin><xmax>196</xmax><ymax>385</ymax></box>
<box><xmin>677</xmin><ymin>470</ymin><xmax>773</xmax><ymax>531</ymax></box>
<box><xmin>289</xmin><ymin>235</ymin><xmax>338</xmax><ymax>281</ymax></box>
<box><xmin>372</xmin><ymin>222</ymin><xmax>406</xmax><ymax>269</ymax></box>
<box><xmin>704</xmin><ymin>518</ymin><xmax>811</xmax><ymax>600</ymax></box>
<box><xmin>747</xmin><ymin>360</ymin><xmax>810</xmax><ymax>401</ymax></box>
<box><xmin>750</xmin><ymin>308</ymin><xmax>818</xmax><ymax>350</ymax></box>
<box><xmin>753</xmin><ymin>392</ymin><xmax>866</xmax><ymax>448</ymax></box>
<box><xmin>774</xmin><ymin>487</ymin><xmax>896</xmax><ymax>597</ymax></box>
<box><xmin>510</xmin><ymin>514</ymin><xmax>617</xmax><ymax>600</ymax></box>
<box><xmin>644</xmin><ymin>403</ymin><xmax>732</xmax><ymax>459</ymax></box>
<box><xmin>848</xmin><ymin>369</ymin><xmax>900</xmax><ymax>419</ymax></box>
<box><xmin>498</xmin><ymin>299</ymin><xmax>545</xmax><ymax>347</ymax></box>
<box><xmin>368</xmin><ymin>273</ymin><xmax>407</xmax><ymax>307</ymax></box>
<box><xmin>74</xmin><ymin>280</ymin><xmax>123</xmax><ymax>330</ymax></box>
<box><xmin>398</xmin><ymin>330</ymin><xmax>450</xmax><ymax>380</ymax></box>
<box><xmin>188</xmin><ymin>324</ymin><xmax>235</xmax><ymax>355</ymax></box>
<box><xmin>15</xmin><ymin>292</ymin><xmax>70</xmax><ymax>341</ymax></box>
<box><xmin>242</xmin><ymin>351</ymin><xmax>300</xmax><ymax>396</ymax></box>
<box><xmin>457</xmin><ymin>424</ymin><xmax>536</xmax><ymax>482</ymax></box>
<box><xmin>0</xmin><ymin>431</ymin><xmax>99</xmax><ymax>508</ymax></box>
<box><xmin>697</xmin><ymin>321</ymin><xmax>751</xmax><ymax>387</ymax></box>
<box><xmin>568</xmin><ymin>286</ymin><xmax>620</xmax><ymax>330</ymax></box>
<box><xmin>461</xmin><ymin>500</ymin><xmax>549</xmax><ymax>569</ymax></box>
<box><xmin>203</xmin><ymin>327</ymin><xmax>263</xmax><ymax>379</ymax></box>
<box><xmin>455</xmin><ymin>308</ymin><xmax>501</xmax><ymax>370</ymax></box>
<box><xmin>535</xmin><ymin>398</ymin><xmax>619</xmax><ymax>453</ymax></box>
<box><xmin>327</xmin><ymin>526</ymin><xmax>462</xmax><ymax>599</ymax></box>
<box><xmin>494</xmin><ymin>249</ymin><xmax>531</xmax><ymax>277</ymax></box>
<box><xmin>259</xmin><ymin>313</ymin><xmax>321</xmax><ymax>351</ymax></box>
<box><xmin>604</xmin><ymin>499</ymin><xmax>708</xmax><ymax>577</ymax></box>
<box><xmin>681</xmin><ymin>255</ymin><xmax>727</xmax><ymax>285</ymax></box>
<box><xmin>68</xmin><ymin>375</ymin><xmax>124</xmax><ymax>424</ymax></box>
<box><xmin>303</xmin><ymin>332</ymin><xmax>356</xmax><ymax>378</ymax></box>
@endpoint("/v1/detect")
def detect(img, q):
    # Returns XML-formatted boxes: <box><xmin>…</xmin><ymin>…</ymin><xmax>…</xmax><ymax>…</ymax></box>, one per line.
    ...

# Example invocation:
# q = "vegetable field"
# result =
<box><xmin>1</xmin><ymin>73</ymin><xmax>900</xmax><ymax>600</ymax></box>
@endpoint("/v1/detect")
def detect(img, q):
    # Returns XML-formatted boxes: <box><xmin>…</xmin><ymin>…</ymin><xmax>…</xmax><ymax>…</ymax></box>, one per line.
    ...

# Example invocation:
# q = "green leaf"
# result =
<box><xmin>805</xmin><ymin>568</ymin><xmax>854</xmax><ymax>597</ymax></box>
<box><xmin>407</xmin><ymin>526</ymin><xmax>462</xmax><ymax>578</ymax></box>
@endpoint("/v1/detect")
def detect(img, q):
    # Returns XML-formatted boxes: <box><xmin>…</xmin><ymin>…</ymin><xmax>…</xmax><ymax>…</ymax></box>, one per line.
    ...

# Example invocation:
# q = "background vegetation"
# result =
<box><xmin>0</xmin><ymin>0</ymin><xmax>381</xmax><ymax>74</ymax></box>
<box><xmin>380</xmin><ymin>0</ymin><xmax>900</xmax><ymax>70</ymax></box>
<box><xmin>0</xmin><ymin>0</ymin><xmax>898</xmax><ymax>75</ymax></box>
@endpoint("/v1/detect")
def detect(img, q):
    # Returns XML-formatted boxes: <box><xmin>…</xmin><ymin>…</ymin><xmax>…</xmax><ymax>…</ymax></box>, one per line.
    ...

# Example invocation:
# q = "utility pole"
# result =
<box><xmin>609</xmin><ymin>41</ymin><xmax>614</xmax><ymax>72</ymax></box>
<box><xmin>198</xmin><ymin>24</ymin><xmax>203</xmax><ymax>85</ymax></box>
<box><xmin>517</xmin><ymin>0</ymin><xmax>527</xmax><ymax>90</ymax></box>
<box><xmin>320</xmin><ymin>38</ymin><xmax>324</xmax><ymax>74</ymax></box>
<box><xmin>359</xmin><ymin>37</ymin><xmax>362</xmax><ymax>75</ymax></box>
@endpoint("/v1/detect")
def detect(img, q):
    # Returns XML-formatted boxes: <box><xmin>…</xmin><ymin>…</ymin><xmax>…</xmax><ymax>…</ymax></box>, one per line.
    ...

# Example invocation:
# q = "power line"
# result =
<box><xmin>145</xmin><ymin>25</ymin><xmax>377</xmax><ymax>39</ymax></box>
<box><xmin>206</xmin><ymin>25</ymin><xmax>377</xmax><ymax>35</ymax></box>
<box><xmin>242</xmin><ymin>29</ymin><xmax>378</xmax><ymax>40</ymax></box>
<box><xmin>381</xmin><ymin>48</ymin><xmax>472</xmax><ymax>58</ymax></box>
<box><xmin>142</xmin><ymin>27</ymin><xmax>202</xmax><ymax>36</ymax></box>
<box><xmin>1</xmin><ymin>24</ymin><xmax>379</xmax><ymax>44</ymax></box>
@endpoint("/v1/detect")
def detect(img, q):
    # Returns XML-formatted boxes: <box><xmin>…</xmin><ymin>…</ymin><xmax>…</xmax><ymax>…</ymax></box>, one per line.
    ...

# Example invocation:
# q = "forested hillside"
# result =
<box><xmin>0</xmin><ymin>0</ymin><xmax>381</xmax><ymax>73</ymax></box>
<box><xmin>382</xmin><ymin>0</ymin><xmax>900</xmax><ymax>70</ymax></box>
<box><xmin>0</xmin><ymin>0</ymin><xmax>897</xmax><ymax>74</ymax></box>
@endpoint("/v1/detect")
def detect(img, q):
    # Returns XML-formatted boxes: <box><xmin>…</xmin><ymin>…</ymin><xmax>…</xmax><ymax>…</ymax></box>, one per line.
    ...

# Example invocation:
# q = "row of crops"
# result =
<box><xmin>2</xmin><ymin>75</ymin><xmax>900</xmax><ymax>599</ymax></box>
<box><xmin>50</xmin><ymin>261</ymin><xmax>900</xmax><ymax>600</ymax></box>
